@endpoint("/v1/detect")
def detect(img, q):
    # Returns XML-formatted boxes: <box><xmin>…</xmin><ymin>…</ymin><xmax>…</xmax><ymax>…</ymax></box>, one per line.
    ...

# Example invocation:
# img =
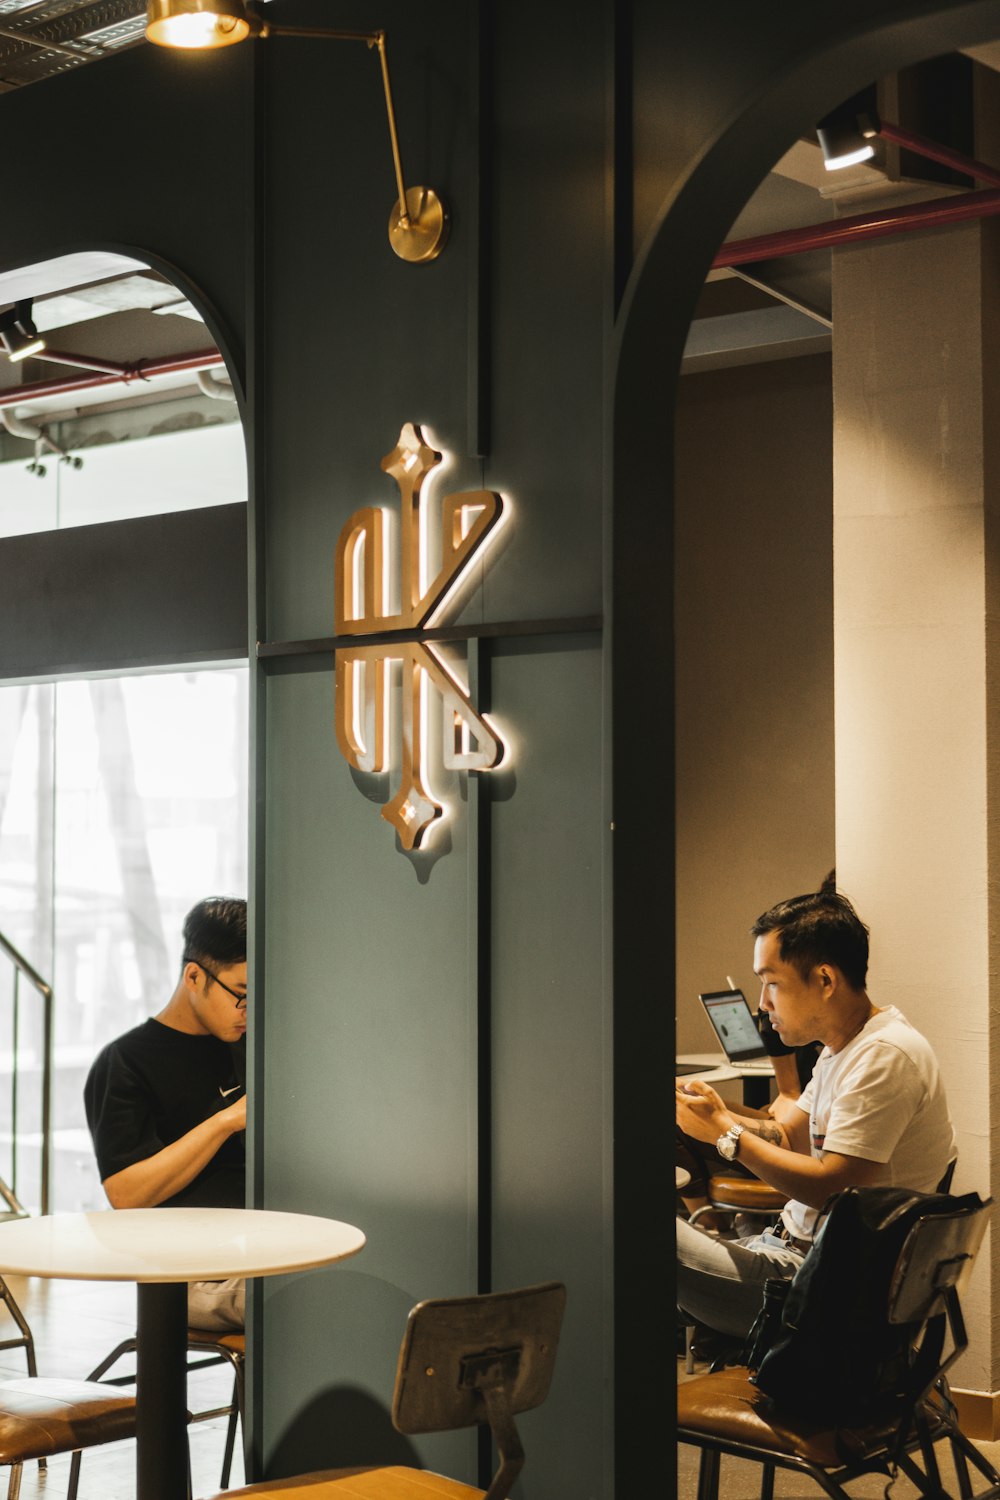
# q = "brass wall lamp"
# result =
<box><xmin>145</xmin><ymin>0</ymin><xmax>448</xmax><ymax>263</ymax></box>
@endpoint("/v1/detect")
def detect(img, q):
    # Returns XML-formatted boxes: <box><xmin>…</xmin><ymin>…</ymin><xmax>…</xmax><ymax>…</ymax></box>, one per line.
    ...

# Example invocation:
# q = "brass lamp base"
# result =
<box><xmin>389</xmin><ymin>187</ymin><xmax>449</xmax><ymax>264</ymax></box>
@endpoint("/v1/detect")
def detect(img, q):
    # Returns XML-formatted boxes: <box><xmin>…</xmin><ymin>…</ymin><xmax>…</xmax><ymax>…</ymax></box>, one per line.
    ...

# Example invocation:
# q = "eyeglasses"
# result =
<box><xmin>184</xmin><ymin>956</ymin><xmax>247</xmax><ymax>1009</ymax></box>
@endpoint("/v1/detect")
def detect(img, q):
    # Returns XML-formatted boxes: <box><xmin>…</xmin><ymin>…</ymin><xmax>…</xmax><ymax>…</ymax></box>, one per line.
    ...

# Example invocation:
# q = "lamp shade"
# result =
<box><xmin>146</xmin><ymin>0</ymin><xmax>252</xmax><ymax>48</ymax></box>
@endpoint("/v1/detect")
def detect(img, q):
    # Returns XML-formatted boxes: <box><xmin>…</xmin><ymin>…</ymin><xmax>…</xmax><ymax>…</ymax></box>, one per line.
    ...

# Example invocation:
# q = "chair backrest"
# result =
<box><xmin>889</xmin><ymin>1198</ymin><xmax>991</xmax><ymax>1329</ymax></box>
<box><xmin>391</xmin><ymin>1281</ymin><xmax>566</xmax><ymax>1500</ymax></box>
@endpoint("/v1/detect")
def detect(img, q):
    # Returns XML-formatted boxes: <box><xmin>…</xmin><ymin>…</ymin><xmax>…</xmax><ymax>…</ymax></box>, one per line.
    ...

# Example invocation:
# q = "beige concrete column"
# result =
<box><xmin>833</xmin><ymin>217</ymin><xmax>1000</xmax><ymax>1404</ymax></box>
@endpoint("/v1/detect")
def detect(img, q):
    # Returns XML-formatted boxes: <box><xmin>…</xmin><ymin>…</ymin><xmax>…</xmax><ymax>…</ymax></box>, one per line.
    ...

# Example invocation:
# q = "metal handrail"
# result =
<box><xmin>0</xmin><ymin>930</ymin><xmax>52</xmax><ymax>1215</ymax></box>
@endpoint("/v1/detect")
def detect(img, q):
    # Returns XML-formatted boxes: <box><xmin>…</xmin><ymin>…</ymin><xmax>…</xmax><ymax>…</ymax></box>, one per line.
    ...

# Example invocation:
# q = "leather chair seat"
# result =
<box><xmin>215</xmin><ymin>1467</ymin><xmax>483</xmax><ymax>1499</ymax></box>
<box><xmin>677</xmin><ymin>1365</ymin><xmax>903</xmax><ymax>1468</ymax></box>
<box><xmin>707</xmin><ymin>1176</ymin><xmax>787</xmax><ymax>1211</ymax></box>
<box><xmin>0</xmin><ymin>1377</ymin><xmax>137</xmax><ymax>1464</ymax></box>
<box><xmin>186</xmin><ymin>1328</ymin><xmax>246</xmax><ymax>1356</ymax></box>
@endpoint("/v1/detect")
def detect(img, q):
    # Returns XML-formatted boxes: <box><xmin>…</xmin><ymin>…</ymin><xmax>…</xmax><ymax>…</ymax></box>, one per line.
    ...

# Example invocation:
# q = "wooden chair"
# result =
<box><xmin>207</xmin><ymin>1281</ymin><xmax>566</xmax><ymax>1500</ymax></box>
<box><xmin>89</xmin><ymin>1326</ymin><xmax>245</xmax><ymax>1488</ymax></box>
<box><xmin>678</xmin><ymin>1195</ymin><xmax>998</xmax><ymax>1499</ymax></box>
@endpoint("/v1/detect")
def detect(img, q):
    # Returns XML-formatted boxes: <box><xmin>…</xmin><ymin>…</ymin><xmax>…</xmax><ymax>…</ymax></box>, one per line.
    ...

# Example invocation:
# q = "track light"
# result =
<box><xmin>817</xmin><ymin>104</ymin><xmax>880</xmax><ymax>172</ymax></box>
<box><xmin>0</xmin><ymin>301</ymin><xmax>46</xmax><ymax>363</ymax></box>
<box><xmin>145</xmin><ymin>0</ymin><xmax>448</xmax><ymax>263</ymax></box>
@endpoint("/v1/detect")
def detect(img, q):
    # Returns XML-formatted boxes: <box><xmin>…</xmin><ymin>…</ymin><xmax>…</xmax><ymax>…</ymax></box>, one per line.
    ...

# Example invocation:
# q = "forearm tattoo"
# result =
<box><xmin>743</xmin><ymin>1120</ymin><xmax>784</xmax><ymax>1147</ymax></box>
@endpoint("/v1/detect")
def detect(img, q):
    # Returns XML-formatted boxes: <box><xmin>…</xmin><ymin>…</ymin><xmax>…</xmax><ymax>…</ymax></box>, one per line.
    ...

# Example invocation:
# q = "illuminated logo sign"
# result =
<box><xmin>334</xmin><ymin>423</ymin><xmax>507</xmax><ymax>851</ymax></box>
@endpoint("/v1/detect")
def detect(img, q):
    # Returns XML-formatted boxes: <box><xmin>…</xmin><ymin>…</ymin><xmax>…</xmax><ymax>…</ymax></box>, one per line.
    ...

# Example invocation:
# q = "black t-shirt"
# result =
<box><xmin>84</xmin><ymin>1018</ymin><xmax>246</xmax><ymax>1208</ymax></box>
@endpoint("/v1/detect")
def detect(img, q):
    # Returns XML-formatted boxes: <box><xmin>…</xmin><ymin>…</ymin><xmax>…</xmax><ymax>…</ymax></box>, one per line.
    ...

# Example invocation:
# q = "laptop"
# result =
<box><xmin>698</xmin><ymin>988</ymin><xmax>772</xmax><ymax>1068</ymax></box>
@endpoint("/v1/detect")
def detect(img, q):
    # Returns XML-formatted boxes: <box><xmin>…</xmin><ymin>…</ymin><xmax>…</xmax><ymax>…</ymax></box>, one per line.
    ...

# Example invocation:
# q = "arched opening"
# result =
<box><xmin>0</xmin><ymin>249</ymin><xmax>249</xmax><ymax>1219</ymax></box>
<box><xmin>611</xmin><ymin>1</ymin><xmax>1000</xmax><ymax>1474</ymax></box>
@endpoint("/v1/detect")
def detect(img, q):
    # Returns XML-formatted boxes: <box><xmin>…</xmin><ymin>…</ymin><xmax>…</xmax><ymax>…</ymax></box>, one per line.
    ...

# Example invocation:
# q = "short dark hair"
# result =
<box><xmin>182</xmin><ymin>897</ymin><xmax>247</xmax><ymax>972</ymax></box>
<box><xmin>751</xmin><ymin>890</ymin><xmax>869</xmax><ymax>990</ymax></box>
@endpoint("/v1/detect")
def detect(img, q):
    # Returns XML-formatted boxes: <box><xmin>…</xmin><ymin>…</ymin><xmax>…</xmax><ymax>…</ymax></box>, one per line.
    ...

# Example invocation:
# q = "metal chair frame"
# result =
<box><xmin>0</xmin><ymin>1277</ymin><xmax>37</xmax><ymax>1379</ymax></box>
<box><xmin>89</xmin><ymin>1329</ymin><xmax>244</xmax><ymax>1489</ymax></box>
<box><xmin>678</xmin><ymin>1197</ymin><xmax>999</xmax><ymax>1500</ymax></box>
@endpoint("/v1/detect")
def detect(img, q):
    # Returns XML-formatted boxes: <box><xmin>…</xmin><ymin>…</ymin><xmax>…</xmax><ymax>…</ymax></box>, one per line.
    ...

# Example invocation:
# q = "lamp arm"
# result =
<box><xmin>373</xmin><ymin>31</ymin><xmax>412</xmax><ymax>230</ymax></box>
<box><xmin>249</xmin><ymin>17</ymin><xmax>412</xmax><ymax>228</ymax></box>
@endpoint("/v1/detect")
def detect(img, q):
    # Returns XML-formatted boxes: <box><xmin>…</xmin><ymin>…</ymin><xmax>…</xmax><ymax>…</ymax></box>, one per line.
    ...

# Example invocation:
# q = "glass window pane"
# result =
<box><xmin>0</xmin><ymin>422</ymin><xmax>246</xmax><ymax>539</ymax></box>
<box><xmin>0</xmin><ymin>666</ymin><xmax>248</xmax><ymax>1211</ymax></box>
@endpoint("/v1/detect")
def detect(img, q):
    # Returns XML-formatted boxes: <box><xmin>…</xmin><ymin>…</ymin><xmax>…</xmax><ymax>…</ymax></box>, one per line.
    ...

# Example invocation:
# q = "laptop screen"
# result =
<box><xmin>698</xmin><ymin>989</ymin><xmax>767</xmax><ymax>1062</ymax></box>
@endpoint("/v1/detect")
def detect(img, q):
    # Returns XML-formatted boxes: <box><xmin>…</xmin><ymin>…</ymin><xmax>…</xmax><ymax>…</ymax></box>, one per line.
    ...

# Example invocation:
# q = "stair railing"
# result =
<box><xmin>0</xmin><ymin>931</ymin><xmax>52</xmax><ymax>1215</ymax></box>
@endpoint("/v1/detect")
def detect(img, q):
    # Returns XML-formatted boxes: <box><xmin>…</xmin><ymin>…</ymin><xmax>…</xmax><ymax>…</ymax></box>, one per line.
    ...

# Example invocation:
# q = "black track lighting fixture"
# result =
<box><xmin>817</xmin><ymin>99</ymin><xmax>881</xmax><ymax>171</ymax></box>
<box><xmin>0</xmin><ymin>300</ymin><xmax>46</xmax><ymax>363</ymax></box>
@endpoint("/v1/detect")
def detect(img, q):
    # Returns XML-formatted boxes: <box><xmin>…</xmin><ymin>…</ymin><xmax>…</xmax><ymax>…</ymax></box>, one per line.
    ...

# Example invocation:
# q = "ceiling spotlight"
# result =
<box><xmin>0</xmin><ymin>301</ymin><xmax>46</xmax><ymax>363</ymax></box>
<box><xmin>144</xmin><ymin>1</ymin><xmax>448</xmax><ymax>263</ymax></box>
<box><xmin>817</xmin><ymin>104</ymin><xmax>881</xmax><ymax>172</ymax></box>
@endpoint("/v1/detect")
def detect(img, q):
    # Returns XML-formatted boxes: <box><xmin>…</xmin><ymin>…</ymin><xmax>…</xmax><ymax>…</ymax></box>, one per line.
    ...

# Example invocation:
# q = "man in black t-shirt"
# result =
<box><xmin>84</xmin><ymin>896</ymin><xmax>248</xmax><ymax>1329</ymax></box>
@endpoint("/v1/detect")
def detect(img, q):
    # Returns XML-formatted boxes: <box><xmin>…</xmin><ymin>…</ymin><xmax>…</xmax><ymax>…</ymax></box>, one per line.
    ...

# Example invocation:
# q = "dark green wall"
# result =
<box><xmin>251</xmin><ymin>4</ymin><xmax>609</xmax><ymax>1490</ymax></box>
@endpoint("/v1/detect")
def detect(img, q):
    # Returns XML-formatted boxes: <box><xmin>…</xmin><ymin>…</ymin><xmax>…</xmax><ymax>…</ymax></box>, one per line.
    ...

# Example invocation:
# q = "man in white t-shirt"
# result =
<box><xmin>676</xmin><ymin>890</ymin><xmax>956</xmax><ymax>1339</ymax></box>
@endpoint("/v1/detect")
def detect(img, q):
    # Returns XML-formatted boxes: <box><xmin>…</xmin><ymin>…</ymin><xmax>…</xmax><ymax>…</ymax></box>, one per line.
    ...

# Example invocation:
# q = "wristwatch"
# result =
<box><xmin>716</xmin><ymin>1122</ymin><xmax>745</xmax><ymax>1161</ymax></box>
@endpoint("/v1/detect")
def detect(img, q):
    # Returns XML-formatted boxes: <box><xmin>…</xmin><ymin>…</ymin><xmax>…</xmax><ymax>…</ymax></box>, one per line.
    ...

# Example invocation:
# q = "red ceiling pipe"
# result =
<box><xmin>878</xmin><ymin>120</ymin><xmax>1000</xmax><ymax>189</ymax></box>
<box><xmin>712</xmin><ymin>186</ymin><xmax>1000</xmax><ymax>267</ymax></box>
<box><xmin>0</xmin><ymin>349</ymin><xmax>225</xmax><ymax>409</ymax></box>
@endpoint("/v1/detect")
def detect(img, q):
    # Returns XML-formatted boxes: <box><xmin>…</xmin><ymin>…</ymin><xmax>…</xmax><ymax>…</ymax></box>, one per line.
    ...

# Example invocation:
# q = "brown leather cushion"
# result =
<box><xmin>187</xmin><ymin>1329</ymin><xmax>246</xmax><ymax>1357</ymax></box>
<box><xmin>0</xmin><ymin>1377</ymin><xmax>137</xmax><ymax>1464</ymax></box>
<box><xmin>209</xmin><ymin>1467</ymin><xmax>484</xmax><ymax>1498</ymax></box>
<box><xmin>708</xmin><ymin>1176</ymin><xmax>787</xmax><ymax>1211</ymax></box>
<box><xmin>677</xmin><ymin>1366</ymin><xmax>902</xmax><ymax>1468</ymax></box>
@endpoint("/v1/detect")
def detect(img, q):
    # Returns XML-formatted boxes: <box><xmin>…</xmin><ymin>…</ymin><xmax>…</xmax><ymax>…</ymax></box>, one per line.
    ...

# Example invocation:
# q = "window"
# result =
<box><xmin>0</xmin><ymin>422</ymin><xmax>246</xmax><ymax>538</ymax></box>
<box><xmin>0</xmin><ymin>666</ymin><xmax>248</xmax><ymax>1211</ymax></box>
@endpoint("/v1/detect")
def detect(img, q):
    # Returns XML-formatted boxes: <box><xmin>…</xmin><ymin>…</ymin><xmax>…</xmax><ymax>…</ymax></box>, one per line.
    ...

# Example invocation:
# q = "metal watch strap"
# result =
<box><xmin>716</xmin><ymin>1122</ymin><xmax>745</xmax><ymax>1160</ymax></box>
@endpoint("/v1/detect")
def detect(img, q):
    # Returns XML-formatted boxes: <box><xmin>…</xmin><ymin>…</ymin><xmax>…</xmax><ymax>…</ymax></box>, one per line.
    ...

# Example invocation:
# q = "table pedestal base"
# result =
<box><xmin>137</xmin><ymin>1281</ymin><xmax>189</xmax><ymax>1500</ymax></box>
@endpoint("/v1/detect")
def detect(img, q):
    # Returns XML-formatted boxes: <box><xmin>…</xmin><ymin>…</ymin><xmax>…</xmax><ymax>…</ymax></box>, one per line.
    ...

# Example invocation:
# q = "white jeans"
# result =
<box><xmin>187</xmin><ymin>1277</ymin><xmax>245</xmax><ymax>1332</ymax></box>
<box><xmin>676</xmin><ymin>1217</ymin><xmax>806</xmax><ymax>1338</ymax></box>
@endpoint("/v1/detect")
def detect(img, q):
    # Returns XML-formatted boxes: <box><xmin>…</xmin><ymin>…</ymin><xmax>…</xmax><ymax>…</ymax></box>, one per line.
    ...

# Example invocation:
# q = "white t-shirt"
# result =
<box><xmin>781</xmin><ymin>1005</ymin><xmax>956</xmax><ymax>1244</ymax></box>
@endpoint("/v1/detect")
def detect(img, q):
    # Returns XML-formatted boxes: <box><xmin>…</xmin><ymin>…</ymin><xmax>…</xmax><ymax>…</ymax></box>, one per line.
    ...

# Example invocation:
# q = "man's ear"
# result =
<box><xmin>183</xmin><ymin>961</ymin><xmax>203</xmax><ymax>990</ymax></box>
<box><xmin>815</xmin><ymin>962</ymin><xmax>837</xmax><ymax>997</ymax></box>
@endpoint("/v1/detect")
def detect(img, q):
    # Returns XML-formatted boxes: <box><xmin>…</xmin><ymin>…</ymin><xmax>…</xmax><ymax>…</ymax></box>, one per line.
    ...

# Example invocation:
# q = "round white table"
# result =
<box><xmin>0</xmin><ymin>1208</ymin><xmax>366</xmax><ymax>1500</ymax></box>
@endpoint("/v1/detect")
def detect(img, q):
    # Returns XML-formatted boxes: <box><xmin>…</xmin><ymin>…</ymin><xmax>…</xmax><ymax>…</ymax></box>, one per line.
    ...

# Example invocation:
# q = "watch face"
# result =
<box><xmin>717</xmin><ymin>1134</ymin><xmax>735</xmax><ymax>1160</ymax></box>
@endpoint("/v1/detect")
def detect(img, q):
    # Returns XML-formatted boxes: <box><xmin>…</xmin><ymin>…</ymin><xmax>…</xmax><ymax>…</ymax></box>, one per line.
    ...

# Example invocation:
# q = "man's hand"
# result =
<box><xmin>676</xmin><ymin>1079</ymin><xmax>733</xmax><ymax>1144</ymax></box>
<box><xmin>219</xmin><ymin>1094</ymin><xmax>246</xmax><ymax>1133</ymax></box>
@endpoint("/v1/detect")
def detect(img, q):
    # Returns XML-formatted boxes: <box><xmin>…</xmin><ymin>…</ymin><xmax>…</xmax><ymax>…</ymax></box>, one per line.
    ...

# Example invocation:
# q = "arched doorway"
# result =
<box><xmin>610</xmin><ymin>2</ymin><xmax>1000</xmax><ymax>1482</ymax></box>
<box><xmin>0</xmin><ymin>248</ymin><xmax>249</xmax><ymax>1217</ymax></box>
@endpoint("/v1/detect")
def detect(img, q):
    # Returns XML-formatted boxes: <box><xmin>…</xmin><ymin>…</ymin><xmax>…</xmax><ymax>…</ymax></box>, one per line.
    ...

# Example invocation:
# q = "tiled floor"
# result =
<box><xmin>677</xmin><ymin>1354</ymin><xmax>1000</xmax><ymax>1498</ymax></box>
<box><xmin>0</xmin><ymin>1272</ymin><xmax>244</xmax><ymax>1499</ymax></box>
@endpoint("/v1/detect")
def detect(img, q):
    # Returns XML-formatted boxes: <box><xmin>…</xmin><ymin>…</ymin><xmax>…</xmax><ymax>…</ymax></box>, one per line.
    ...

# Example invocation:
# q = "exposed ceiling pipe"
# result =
<box><xmin>0</xmin><ymin>408</ymin><xmax>80</xmax><ymax>466</ymax></box>
<box><xmin>713</xmin><ymin>186</ymin><xmax>1000</xmax><ymax>268</ymax></box>
<box><xmin>878</xmin><ymin>120</ymin><xmax>1000</xmax><ymax>190</ymax></box>
<box><xmin>0</xmin><ymin>348</ymin><xmax>225</xmax><ymax>410</ymax></box>
<box><xmin>196</xmin><ymin>369</ymin><xmax>236</xmax><ymax>401</ymax></box>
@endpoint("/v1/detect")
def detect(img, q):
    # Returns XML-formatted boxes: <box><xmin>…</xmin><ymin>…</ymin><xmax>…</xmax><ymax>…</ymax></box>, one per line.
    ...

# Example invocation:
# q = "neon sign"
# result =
<box><xmin>334</xmin><ymin>422</ymin><xmax>507</xmax><ymax>850</ymax></box>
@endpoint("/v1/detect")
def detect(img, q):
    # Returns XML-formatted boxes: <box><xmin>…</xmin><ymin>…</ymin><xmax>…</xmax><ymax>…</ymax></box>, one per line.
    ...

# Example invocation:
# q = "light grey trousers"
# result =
<box><xmin>676</xmin><ymin>1217</ymin><xmax>806</xmax><ymax>1338</ymax></box>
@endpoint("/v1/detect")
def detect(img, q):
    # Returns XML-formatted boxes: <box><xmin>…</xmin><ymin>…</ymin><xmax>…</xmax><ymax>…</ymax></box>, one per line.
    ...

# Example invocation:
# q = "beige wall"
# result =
<box><xmin>833</xmin><ymin>221</ymin><xmax>1000</xmax><ymax>1391</ymax></box>
<box><xmin>674</xmin><ymin>355</ymin><xmax>836</xmax><ymax>1052</ymax></box>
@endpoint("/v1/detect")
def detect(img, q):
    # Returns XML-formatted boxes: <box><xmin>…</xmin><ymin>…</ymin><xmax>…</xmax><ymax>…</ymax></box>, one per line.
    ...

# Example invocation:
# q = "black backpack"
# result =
<box><xmin>747</xmin><ymin>1185</ymin><xmax>984</xmax><ymax>1427</ymax></box>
